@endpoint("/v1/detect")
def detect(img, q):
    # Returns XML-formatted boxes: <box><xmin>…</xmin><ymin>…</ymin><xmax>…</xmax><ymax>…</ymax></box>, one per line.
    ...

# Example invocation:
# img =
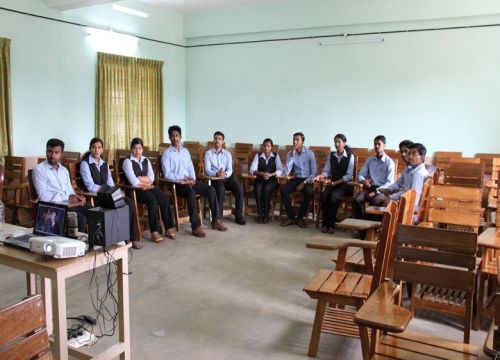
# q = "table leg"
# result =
<box><xmin>52</xmin><ymin>275</ymin><xmax>68</xmax><ymax>360</ymax></box>
<box><xmin>117</xmin><ymin>256</ymin><xmax>131</xmax><ymax>359</ymax></box>
<box><xmin>41</xmin><ymin>277</ymin><xmax>53</xmax><ymax>335</ymax></box>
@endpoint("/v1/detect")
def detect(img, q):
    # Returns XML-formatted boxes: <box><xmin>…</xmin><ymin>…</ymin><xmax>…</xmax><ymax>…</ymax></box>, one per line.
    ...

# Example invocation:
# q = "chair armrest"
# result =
<box><xmin>75</xmin><ymin>190</ymin><xmax>97</xmax><ymax>198</ymax></box>
<box><xmin>354</xmin><ymin>282</ymin><xmax>412</xmax><ymax>333</ymax></box>
<box><xmin>203</xmin><ymin>175</ymin><xmax>225</xmax><ymax>181</ymax></box>
<box><xmin>306</xmin><ymin>235</ymin><xmax>377</xmax><ymax>251</ymax></box>
<box><xmin>241</xmin><ymin>173</ymin><xmax>256</xmax><ymax>180</ymax></box>
<box><xmin>3</xmin><ymin>182</ymin><xmax>29</xmax><ymax>191</ymax></box>
<box><xmin>158</xmin><ymin>178</ymin><xmax>191</xmax><ymax>185</ymax></box>
<box><xmin>485</xmin><ymin>179</ymin><xmax>498</xmax><ymax>189</ymax></box>
<box><xmin>277</xmin><ymin>175</ymin><xmax>294</xmax><ymax>184</ymax></box>
<box><xmin>118</xmin><ymin>184</ymin><xmax>151</xmax><ymax>191</ymax></box>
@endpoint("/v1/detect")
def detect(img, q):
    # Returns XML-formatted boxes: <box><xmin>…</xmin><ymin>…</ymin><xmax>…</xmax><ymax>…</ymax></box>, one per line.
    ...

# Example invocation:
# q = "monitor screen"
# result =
<box><xmin>34</xmin><ymin>202</ymin><xmax>67</xmax><ymax>236</ymax></box>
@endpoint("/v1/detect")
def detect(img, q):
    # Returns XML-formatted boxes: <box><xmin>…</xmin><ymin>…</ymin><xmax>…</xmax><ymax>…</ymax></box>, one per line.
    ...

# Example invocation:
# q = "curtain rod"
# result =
<box><xmin>2</xmin><ymin>6</ymin><xmax>500</xmax><ymax>49</ymax></box>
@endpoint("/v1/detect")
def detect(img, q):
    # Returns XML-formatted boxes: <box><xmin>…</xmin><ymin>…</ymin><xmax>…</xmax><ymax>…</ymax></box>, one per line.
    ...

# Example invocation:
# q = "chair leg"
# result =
<box><xmin>308</xmin><ymin>298</ymin><xmax>327</xmax><ymax>357</ymax></box>
<box><xmin>474</xmin><ymin>272</ymin><xmax>484</xmax><ymax>330</ymax></box>
<box><xmin>131</xmin><ymin>190</ymin><xmax>142</xmax><ymax>241</ymax></box>
<box><xmin>172</xmin><ymin>184</ymin><xmax>181</xmax><ymax>232</ymax></box>
<box><xmin>464</xmin><ymin>293</ymin><xmax>472</xmax><ymax>344</ymax></box>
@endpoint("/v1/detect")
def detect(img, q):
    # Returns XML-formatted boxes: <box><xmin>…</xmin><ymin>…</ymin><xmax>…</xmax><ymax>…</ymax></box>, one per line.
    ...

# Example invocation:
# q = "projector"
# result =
<box><xmin>30</xmin><ymin>236</ymin><xmax>86</xmax><ymax>258</ymax></box>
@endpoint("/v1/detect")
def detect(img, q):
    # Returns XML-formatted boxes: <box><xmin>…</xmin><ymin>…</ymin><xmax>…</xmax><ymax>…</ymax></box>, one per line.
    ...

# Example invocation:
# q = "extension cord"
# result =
<box><xmin>67</xmin><ymin>330</ymin><xmax>97</xmax><ymax>348</ymax></box>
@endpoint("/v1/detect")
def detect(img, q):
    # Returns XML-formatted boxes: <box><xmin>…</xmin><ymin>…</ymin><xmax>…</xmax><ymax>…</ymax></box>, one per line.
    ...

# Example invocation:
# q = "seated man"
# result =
<box><xmin>353</xmin><ymin>135</ymin><xmax>395</xmax><ymax>220</ymax></box>
<box><xmin>377</xmin><ymin>139</ymin><xmax>413</xmax><ymax>202</ymax></box>
<box><xmin>32</xmin><ymin>138</ymin><xmax>89</xmax><ymax>232</ymax></box>
<box><xmin>281</xmin><ymin>132</ymin><xmax>317</xmax><ymax>228</ymax></box>
<box><xmin>398</xmin><ymin>140</ymin><xmax>413</xmax><ymax>170</ymax></box>
<box><xmin>161</xmin><ymin>125</ymin><xmax>227</xmax><ymax>237</ymax></box>
<box><xmin>204</xmin><ymin>131</ymin><xmax>246</xmax><ymax>225</ymax></box>
<box><xmin>379</xmin><ymin>143</ymin><xmax>429</xmax><ymax>220</ymax></box>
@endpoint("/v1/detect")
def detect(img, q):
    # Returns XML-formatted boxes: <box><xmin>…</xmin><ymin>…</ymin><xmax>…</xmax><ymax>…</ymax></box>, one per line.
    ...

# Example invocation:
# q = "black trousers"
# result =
<box><xmin>176</xmin><ymin>181</ymin><xmax>219</xmax><ymax>229</ymax></box>
<box><xmin>254</xmin><ymin>178</ymin><xmax>279</xmax><ymax>217</ymax></box>
<box><xmin>94</xmin><ymin>196</ymin><xmax>139</xmax><ymax>242</ymax></box>
<box><xmin>280</xmin><ymin>178</ymin><xmax>313</xmax><ymax>220</ymax></box>
<box><xmin>210</xmin><ymin>175</ymin><xmax>244</xmax><ymax>219</ymax></box>
<box><xmin>135</xmin><ymin>188</ymin><xmax>174</xmax><ymax>233</ymax></box>
<box><xmin>353</xmin><ymin>188</ymin><xmax>390</xmax><ymax>220</ymax></box>
<box><xmin>321</xmin><ymin>183</ymin><xmax>353</xmax><ymax>228</ymax></box>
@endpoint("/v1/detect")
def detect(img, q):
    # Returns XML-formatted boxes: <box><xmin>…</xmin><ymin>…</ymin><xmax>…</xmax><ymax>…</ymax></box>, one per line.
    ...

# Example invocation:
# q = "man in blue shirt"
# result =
<box><xmin>32</xmin><ymin>138</ymin><xmax>89</xmax><ymax>232</ymax></box>
<box><xmin>161</xmin><ymin>125</ymin><xmax>227</xmax><ymax>237</ymax></box>
<box><xmin>353</xmin><ymin>135</ymin><xmax>395</xmax><ymax>220</ymax></box>
<box><xmin>281</xmin><ymin>132</ymin><xmax>317</xmax><ymax>228</ymax></box>
<box><xmin>204</xmin><ymin>131</ymin><xmax>245</xmax><ymax>225</ymax></box>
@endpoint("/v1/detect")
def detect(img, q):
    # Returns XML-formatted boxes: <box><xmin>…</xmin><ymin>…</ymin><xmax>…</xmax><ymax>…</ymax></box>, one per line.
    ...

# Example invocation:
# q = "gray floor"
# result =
<box><xmin>0</xmin><ymin>218</ymin><xmax>492</xmax><ymax>359</ymax></box>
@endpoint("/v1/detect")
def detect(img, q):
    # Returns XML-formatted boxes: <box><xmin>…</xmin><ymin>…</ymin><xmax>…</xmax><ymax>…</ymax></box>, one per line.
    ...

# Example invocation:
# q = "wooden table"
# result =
<box><xmin>0</xmin><ymin>224</ymin><xmax>131</xmax><ymax>360</ymax></box>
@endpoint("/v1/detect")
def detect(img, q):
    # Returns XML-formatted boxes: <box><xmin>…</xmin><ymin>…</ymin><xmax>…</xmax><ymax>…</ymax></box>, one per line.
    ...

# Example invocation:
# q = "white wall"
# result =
<box><xmin>0</xmin><ymin>0</ymin><xmax>186</xmax><ymax>156</ymax></box>
<box><xmin>184</xmin><ymin>0</ymin><xmax>500</xmax><ymax>154</ymax></box>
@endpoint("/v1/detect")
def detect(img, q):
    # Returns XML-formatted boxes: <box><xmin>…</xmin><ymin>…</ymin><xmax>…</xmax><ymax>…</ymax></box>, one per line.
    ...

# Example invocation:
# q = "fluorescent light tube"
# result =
<box><xmin>112</xmin><ymin>4</ymin><xmax>148</xmax><ymax>18</ymax></box>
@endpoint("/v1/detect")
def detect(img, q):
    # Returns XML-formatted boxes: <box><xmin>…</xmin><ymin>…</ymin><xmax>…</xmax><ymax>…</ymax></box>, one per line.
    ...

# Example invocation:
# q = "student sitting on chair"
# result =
<box><xmin>80</xmin><ymin>137</ymin><xmax>141</xmax><ymax>250</ymax></box>
<box><xmin>249</xmin><ymin>138</ymin><xmax>283</xmax><ymax>223</ymax></box>
<box><xmin>313</xmin><ymin>133</ymin><xmax>354</xmax><ymax>234</ymax></box>
<box><xmin>161</xmin><ymin>125</ymin><xmax>227</xmax><ymax>238</ymax></box>
<box><xmin>379</xmin><ymin>143</ymin><xmax>429</xmax><ymax>221</ymax></box>
<box><xmin>32</xmin><ymin>138</ymin><xmax>89</xmax><ymax>232</ymax></box>
<box><xmin>204</xmin><ymin>131</ymin><xmax>246</xmax><ymax>225</ymax></box>
<box><xmin>353</xmin><ymin>135</ymin><xmax>395</xmax><ymax>221</ymax></box>
<box><xmin>281</xmin><ymin>132</ymin><xmax>317</xmax><ymax>228</ymax></box>
<box><xmin>123</xmin><ymin>137</ymin><xmax>175</xmax><ymax>247</ymax></box>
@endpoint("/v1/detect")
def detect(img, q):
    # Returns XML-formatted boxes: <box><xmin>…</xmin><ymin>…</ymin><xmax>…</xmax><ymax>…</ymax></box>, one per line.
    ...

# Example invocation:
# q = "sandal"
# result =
<box><xmin>320</xmin><ymin>226</ymin><xmax>328</xmax><ymax>233</ymax></box>
<box><xmin>328</xmin><ymin>228</ymin><xmax>336</xmax><ymax>234</ymax></box>
<box><xmin>166</xmin><ymin>229</ymin><xmax>176</xmax><ymax>240</ymax></box>
<box><xmin>132</xmin><ymin>241</ymin><xmax>143</xmax><ymax>249</ymax></box>
<box><xmin>151</xmin><ymin>232</ymin><xmax>164</xmax><ymax>243</ymax></box>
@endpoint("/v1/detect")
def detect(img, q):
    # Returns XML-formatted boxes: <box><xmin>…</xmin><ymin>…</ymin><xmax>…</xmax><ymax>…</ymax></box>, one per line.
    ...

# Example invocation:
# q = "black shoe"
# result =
<box><xmin>296</xmin><ymin>218</ymin><xmax>308</xmax><ymax>228</ymax></box>
<box><xmin>281</xmin><ymin>218</ymin><xmax>295</xmax><ymax>226</ymax></box>
<box><xmin>262</xmin><ymin>216</ymin><xmax>270</xmax><ymax>224</ymax></box>
<box><xmin>255</xmin><ymin>216</ymin><xmax>263</xmax><ymax>224</ymax></box>
<box><xmin>235</xmin><ymin>217</ymin><xmax>246</xmax><ymax>225</ymax></box>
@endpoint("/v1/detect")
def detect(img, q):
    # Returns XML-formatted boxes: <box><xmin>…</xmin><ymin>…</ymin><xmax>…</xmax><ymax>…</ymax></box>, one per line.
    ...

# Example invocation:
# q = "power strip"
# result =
<box><xmin>67</xmin><ymin>330</ymin><xmax>97</xmax><ymax>348</ymax></box>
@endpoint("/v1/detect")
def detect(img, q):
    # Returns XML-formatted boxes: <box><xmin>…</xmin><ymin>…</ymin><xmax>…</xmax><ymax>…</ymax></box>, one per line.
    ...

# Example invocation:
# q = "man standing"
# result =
<box><xmin>32</xmin><ymin>138</ymin><xmax>88</xmax><ymax>232</ymax></box>
<box><xmin>204</xmin><ymin>131</ymin><xmax>246</xmax><ymax>225</ymax></box>
<box><xmin>353</xmin><ymin>135</ymin><xmax>395</xmax><ymax>220</ymax></box>
<box><xmin>161</xmin><ymin>125</ymin><xmax>227</xmax><ymax>237</ymax></box>
<box><xmin>281</xmin><ymin>132</ymin><xmax>317</xmax><ymax>228</ymax></box>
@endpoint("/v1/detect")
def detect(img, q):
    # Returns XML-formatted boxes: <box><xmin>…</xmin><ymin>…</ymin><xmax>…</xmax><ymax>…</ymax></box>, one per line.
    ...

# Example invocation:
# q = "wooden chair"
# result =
<box><xmin>158</xmin><ymin>142</ymin><xmax>170</xmax><ymax>155</ymax></box>
<box><xmin>476</xmin><ymin>153</ymin><xmax>500</xmax><ymax>176</ymax></box>
<box><xmin>303</xmin><ymin>201</ymin><xmax>398</xmax><ymax>357</ymax></box>
<box><xmin>415</xmin><ymin>177</ymin><xmax>433</xmax><ymax>224</ymax></box>
<box><xmin>434</xmin><ymin>151</ymin><xmax>463</xmax><ymax>172</ymax></box>
<box><xmin>354</xmin><ymin>225</ymin><xmax>479</xmax><ymax>358</ymax></box>
<box><xmin>232</xmin><ymin>142</ymin><xmax>254</xmax><ymax>181</ymax></box>
<box><xmin>483</xmin><ymin>258</ymin><xmax>500</xmax><ymax>358</ymax></box>
<box><xmin>485</xmin><ymin>160</ymin><xmax>500</xmax><ymax>225</ymax></box>
<box><xmin>0</xmin><ymin>294</ymin><xmax>52</xmax><ymax>360</ymax></box>
<box><xmin>1</xmin><ymin>156</ymin><xmax>31</xmax><ymax>226</ymax></box>
<box><xmin>183</xmin><ymin>141</ymin><xmax>204</xmax><ymax>179</ymax></box>
<box><xmin>442</xmin><ymin>161</ymin><xmax>484</xmax><ymax>188</ymax></box>
<box><xmin>61</xmin><ymin>151</ymin><xmax>81</xmax><ymax>163</ymax></box>
<box><xmin>63</xmin><ymin>160</ymin><xmax>96</xmax><ymax>206</ymax></box>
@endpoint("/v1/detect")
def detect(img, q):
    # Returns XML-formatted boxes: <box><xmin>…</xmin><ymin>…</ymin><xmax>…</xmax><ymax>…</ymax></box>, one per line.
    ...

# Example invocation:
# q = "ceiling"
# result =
<box><xmin>44</xmin><ymin>0</ymin><xmax>279</xmax><ymax>12</ymax></box>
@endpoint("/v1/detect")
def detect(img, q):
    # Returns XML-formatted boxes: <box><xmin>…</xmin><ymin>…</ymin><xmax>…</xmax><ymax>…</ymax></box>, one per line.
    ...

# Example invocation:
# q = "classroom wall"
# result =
<box><xmin>184</xmin><ymin>0</ymin><xmax>500</xmax><ymax>154</ymax></box>
<box><xmin>0</xmin><ymin>0</ymin><xmax>186</xmax><ymax>156</ymax></box>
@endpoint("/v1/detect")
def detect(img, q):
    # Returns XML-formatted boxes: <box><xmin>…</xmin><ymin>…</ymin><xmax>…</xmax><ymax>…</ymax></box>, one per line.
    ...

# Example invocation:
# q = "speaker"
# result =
<box><xmin>87</xmin><ymin>206</ymin><xmax>130</xmax><ymax>249</ymax></box>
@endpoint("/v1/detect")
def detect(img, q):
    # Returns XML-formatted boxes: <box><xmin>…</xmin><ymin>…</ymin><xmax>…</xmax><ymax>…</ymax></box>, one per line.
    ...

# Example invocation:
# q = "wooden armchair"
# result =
<box><xmin>0</xmin><ymin>294</ymin><xmax>52</xmax><ymax>360</ymax></box>
<box><xmin>1</xmin><ymin>156</ymin><xmax>32</xmax><ymax>226</ymax></box>
<box><xmin>354</xmin><ymin>225</ymin><xmax>479</xmax><ymax>359</ymax></box>
<box><xmin>485</xmin><ymin>160</ymin><xmax>500</xmax><ymax>226</ymax></box>
<box><xmin>303</xmin><ymin>201</ymin><xmax>398</xmax><ymax>357</ymax></box>
<box><xmin>443</xmin><ymin>161</ymin><xmax>484</xmax><ymax>188</ymax></box>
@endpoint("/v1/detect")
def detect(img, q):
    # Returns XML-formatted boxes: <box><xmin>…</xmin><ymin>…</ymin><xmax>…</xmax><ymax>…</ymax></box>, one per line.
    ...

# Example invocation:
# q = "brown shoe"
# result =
<box><xmin>280</xmin><ymin>219</ymin><xmax>295</xmax><ymax>227</ymax></box>
<box><xmin>297</xmin><ymin>218</ymin><xmax>308</xmax><ymax>228</ymax></box>
<box><xmin>192</xmin><ymin>226</ymin><xmax>206</xmax><ymax>238</ymax></box>
<box><xmin>212</xmin><ymin>219</ymin><xmax>228</xmax><ymax>231</ymax></box>
<box><xmin>151</xmin><ymin>232</ymin><xmax>164</xmax><ymax>243</ymax></box>
<box><xmin>165</xmin><ymin>229</ymin><xmax>176</xmax><ymax>240</ymax></box>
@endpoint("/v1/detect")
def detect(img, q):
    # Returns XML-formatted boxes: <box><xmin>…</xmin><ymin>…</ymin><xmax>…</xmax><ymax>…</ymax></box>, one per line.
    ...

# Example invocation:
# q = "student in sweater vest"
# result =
<box><xmin>80</xmin><ymin>137</ymin><xmax>141</xmax><ymax>249</ymax></box>
<box><xmin>313</xmin><ymin>133</ymin><xmax>354</xmax><ymax>234</ymax></box>
<box><xmin>123</xmin><ymin>138</ymin><xmax>175</xmax><ymax>246</ymax></box>
<box><xmin>249</xmin><ymin>138</ymin><xmax>283</xmax><ymax>223</ymax></box>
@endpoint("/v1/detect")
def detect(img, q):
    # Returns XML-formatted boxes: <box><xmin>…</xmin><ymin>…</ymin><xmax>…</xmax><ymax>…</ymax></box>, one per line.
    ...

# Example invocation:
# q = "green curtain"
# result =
<box><xmin>96</xmin><ymin>52</ymin><xmax>164</xmax><ymax>157</ymax></box>
<box><xmin>0</xmin><ymin>37</ymin><xmax>12</xmax><ymax>164</ymax></box>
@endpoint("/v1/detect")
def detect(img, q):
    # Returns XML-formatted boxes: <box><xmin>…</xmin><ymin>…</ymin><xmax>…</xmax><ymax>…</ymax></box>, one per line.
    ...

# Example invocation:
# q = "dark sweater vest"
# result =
<box><xmin>125</xmin><ymin>158</ymin><xmax>149</xmax><ymax>185</ymax></box>
<box><xmin>85</xmin><ymin>157</ymin><xmax>109</xmax><ymax>185</ymax></box>
<box><xmin>257</xmin><ymin>152</ymin><xmax>277</xmax><ymax>173</ymax></box>
<box><xmin>330</xmin><ymin>153</ymin><xmax>350</xmax><ymax>181</ymax></box>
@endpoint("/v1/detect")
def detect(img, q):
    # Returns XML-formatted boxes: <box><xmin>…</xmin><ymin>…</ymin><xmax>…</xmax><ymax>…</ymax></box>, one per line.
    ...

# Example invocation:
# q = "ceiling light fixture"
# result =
<box><xmin>112</xmin><ymin>4</ymin><xmax>149</xmax><ymax>18</ymax></box>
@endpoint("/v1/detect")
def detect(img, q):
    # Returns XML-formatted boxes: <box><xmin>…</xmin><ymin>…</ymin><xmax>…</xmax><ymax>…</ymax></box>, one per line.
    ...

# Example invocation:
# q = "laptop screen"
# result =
<box><xmin>34</xmin><ymin>202</ymin><xmax>67</xmax><ymax>236</ymax></box>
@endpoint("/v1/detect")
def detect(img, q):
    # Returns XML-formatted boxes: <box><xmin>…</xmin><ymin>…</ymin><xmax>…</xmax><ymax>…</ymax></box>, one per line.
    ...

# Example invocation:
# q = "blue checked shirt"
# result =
<box><xmin>204</xmin><ymin>148</ymin><xmax>233</xmax><ymax>178</ymax></box>
<box><xmin>284</xmin><ymin>147</ymin><xmax>317</xmax><ymax>183</ymax></box>
<box><xmin>161</xmin><ymin>145</ymin><xmax>196</xmax><ymax>181</ymax></box>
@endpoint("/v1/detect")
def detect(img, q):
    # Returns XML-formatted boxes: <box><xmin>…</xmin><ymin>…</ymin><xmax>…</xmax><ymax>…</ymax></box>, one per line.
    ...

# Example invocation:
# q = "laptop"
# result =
<box><xmin>1</xmin><ymin>201</ymin><xmax>68</xmax><ymax>250</ymax></box>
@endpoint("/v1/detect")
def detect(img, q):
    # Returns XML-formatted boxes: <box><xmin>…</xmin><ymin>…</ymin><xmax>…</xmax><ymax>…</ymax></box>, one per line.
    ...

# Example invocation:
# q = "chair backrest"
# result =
<box><xmin>416</xmin><ymin>177</ymin><xmax>433</xmax><ymax>224</ymax></box>
<box><xmin>184</xmin><ymin>142</ymin><xmax>203</xmax><ymax>177</ymax></box>
<box><xmin>113</xmin><ymin>149</ymin><xmax>131</xmax><ymax>186</ymax></box>
<box><xmin>397</xmin><ymin>189</ymin><xmax>417</xmax><ymax>226</ymax></box>
<box><xmin>370</xmin><ymin>201</ymin><xmax>399</xmax><ymax>293</ymax></box>
<box><xmin>385</xmin><ymin>149</ymin><xmax>406</xmax><ymax>177</ymax></box>
<box><xmin>475</xmin><ymin>153</ymin><xmax>500</xmax><ymax>175</ymax></box>
<box><xmin>424</xmin><ymin>184</ymin><xmax>483</xmax><ymax>232</ymax></box>
<box><xmin>434</xmin><ymin>151</ymin><xmax>463</xmax><ymax>170</ymax></box>
<box><xmin>443</xmin><ymin>162</ymin><xmax>484</xmax><ymax>188</ymax></box>
<box><xmin>2</xmin><ymin>156</ymin><xmax>28</xmax><ymax>205</ymax></box>
<box><xmin>393</xmin><ymin>224</ymin><xmax>477</xmax><ymax>300</ymax></box>
<box><xmin>62</xmin><ymin>151</ymin><xmax>81</xmax><ymax>163</ymax></box>
<box><xmin>158</xmin><ymin>142</ymin><xmax>170</xmax><ymax>155</ymax></box>
<box><xmin>0</xmin><ymin>294</ymin><xmax>52</xmax><ymax>359</ymax></box>
<box><xmin>143</xmin><ymin>150</ymin><xmax>161</xmax><ymax>184</ymax></box>
<box><xmin>492</xmin><ymin>158</ymin><xmax>500</xmax><ymax>183</ymax></box>
<box><xmin>309</xmin><ymin>146</ymin><xmax>330</xmax><ymax>169</ymax></box>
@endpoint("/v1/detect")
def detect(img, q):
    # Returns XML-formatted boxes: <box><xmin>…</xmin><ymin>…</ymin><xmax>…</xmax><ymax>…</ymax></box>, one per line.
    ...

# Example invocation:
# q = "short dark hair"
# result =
<box><xmin>46</xmin><ymin>138</ymin><xmax>65</xmax><ymax>151</ymax></box>
<box><xmin>213</xmin><ymin>131</ymin><xmax>225</xmax><ymax>140</ymax></box>
<box><xmin>130</xmin><ymin>137</ymin><xmax>143</xmax><ymax>149</ymax></box>
<box><xmin>409</xmin><ymin>143</ymin><xmax>427</xmax><ymax>157</ymax></box>
<box><xmin>263</xmin><ymin>138</ymin><xmax>273</xmax><ymax>147</ymax></box>
<box><xmin>168</xmin><ymin>125</ymin><xmax>182</xmax><ymax>137</ymax></box>
<box><xmin>399</xmin><ymin>140</ymin><xmax>413</xmax><ymax>150</ymax></box>
<box><xmin>89</xmin><ymin>137</ymin><xmax>104</xmax><ymax>149</ymax></box>
<box><xmin>374</xmin><ymin>135</ymin><xmax>386</xmax><ymax>144</ymax></box>
<box><xmin>293</xmin><ymin>132</ymin><xmax>305</xmax><ymax>142</ymax></box>
<box><xmin>334</xmin><ymin>133</ymin><xmax>347</xmax><ymax>143</ymax></box>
